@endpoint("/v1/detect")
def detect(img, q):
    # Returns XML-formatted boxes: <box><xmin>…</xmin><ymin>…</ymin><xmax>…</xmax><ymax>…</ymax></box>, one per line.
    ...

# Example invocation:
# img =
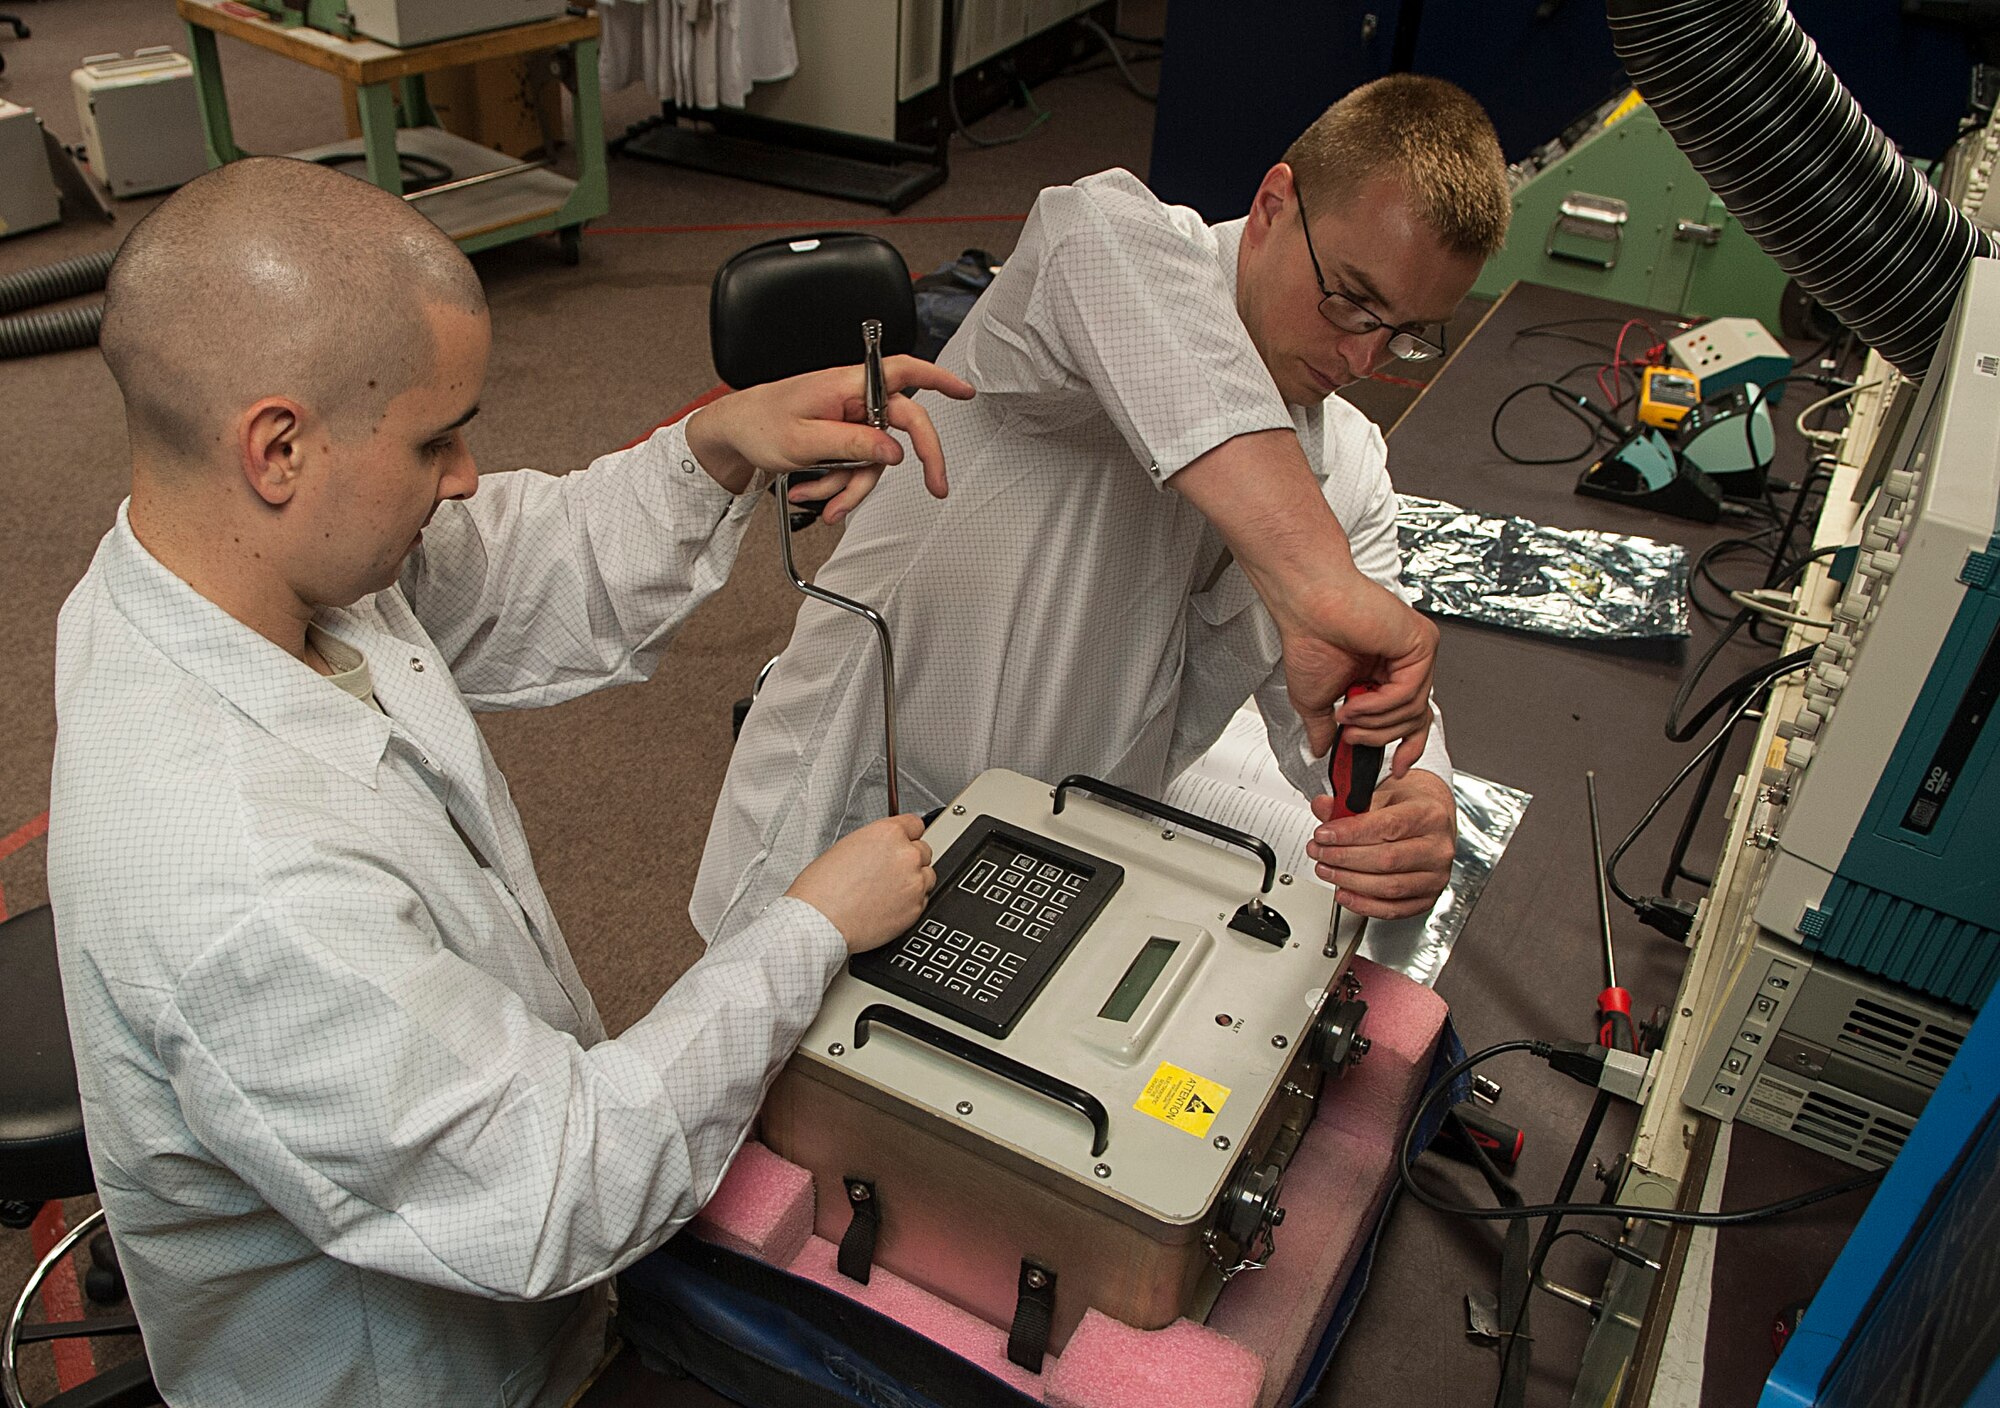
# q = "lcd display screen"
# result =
<box><xmin>1098</xmin><ymin>936</ymin><xmax>1178</xmax><ymax>1023</ymax></box>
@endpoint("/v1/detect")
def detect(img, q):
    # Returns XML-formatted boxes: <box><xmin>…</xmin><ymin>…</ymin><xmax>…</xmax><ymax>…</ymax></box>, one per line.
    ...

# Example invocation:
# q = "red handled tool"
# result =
<box><xmin>1324</xmin><ymin>684</ymin><xmax>1387</xmax><ymax>957</ymax></box>
<box><xmin>1437</xmin><ymin>1104</ymin><xmax>1527</xmax><ymax>1173</ymax></box>
<box><xmin>1586</xmin><ymin>771</ymin><xmax>1637</xmax><ymax>1053</ymax></box>
<box><xmin>1327</xmin><ymin>682</ymin><xmax>1386</xmax><ymax>821</ymax></box>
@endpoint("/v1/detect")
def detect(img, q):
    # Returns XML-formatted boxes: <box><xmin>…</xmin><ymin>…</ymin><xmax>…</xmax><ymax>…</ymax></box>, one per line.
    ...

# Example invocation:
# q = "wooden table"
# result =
<box><xmin>176</xmin><ymin>0</ymin><xmax>607</xmax><ymax>260</ymax></box>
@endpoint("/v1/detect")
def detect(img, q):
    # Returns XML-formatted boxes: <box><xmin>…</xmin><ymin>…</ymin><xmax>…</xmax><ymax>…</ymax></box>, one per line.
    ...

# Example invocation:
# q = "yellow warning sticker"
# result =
<box><xmin>1135</xmin><ymin>1063</ymin><xmax>1231</xmax><ymax>1138</ymax></box>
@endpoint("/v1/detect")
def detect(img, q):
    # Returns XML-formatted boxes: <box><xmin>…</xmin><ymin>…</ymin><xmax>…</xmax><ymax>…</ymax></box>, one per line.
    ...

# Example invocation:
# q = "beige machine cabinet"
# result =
<box><xmin>761</xmin><ymin>767</ymin><xmax>1360</xmax><ymax>1353</ymax></box>
<box><xmin>344</xmin><ymin>0</ymin><xmax>565</xmax><ymax>48</ymax></box>
<box><xmin>71</xmin><ymin>49</ymin><xmax>208</xmax><ymax>197</ymax></box>
<box><xmin>744</xmin><ymin>0</ymin><xmax>1098</xmax><ymax>143</ymax></box>
<box><xmin>0</xmin><ymin>101</ymin><xmax>62</xmax><ymax>238</ymax></box>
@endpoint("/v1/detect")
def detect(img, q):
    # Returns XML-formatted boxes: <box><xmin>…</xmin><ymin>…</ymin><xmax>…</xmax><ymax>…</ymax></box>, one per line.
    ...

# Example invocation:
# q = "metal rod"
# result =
<box><xmin>1586</xmin><ymin>769</ymin><xmax>1617</xmax><ymax>993</ymax></box>
<box><xmin>777</xmin><ymin>478</ymin><xmax>900</xmax><ymax>816</ymax></box>
<box><xmin>861</xmin><ymin>318</ymin><xmax>888</xmax><ymax>428</ymax></box>
<box><xmin>4</xmin><ymin>1208</ymin><xmax>106</xmax><ymax>1408</ymax></box>
<box><xmin>403</xmin><ymin>159</ymin><xmax>550</xmax><ymax>203</ymax></box>
<box><xmin>1533</xmin><ymin>1275</ymin><xmax>1602</xmax><ymax>1315</ymax></box>
<box><xmin>1328</xmin><ymin>909</ymin><xmax>1366</xmax><ymax>960</ymax></box>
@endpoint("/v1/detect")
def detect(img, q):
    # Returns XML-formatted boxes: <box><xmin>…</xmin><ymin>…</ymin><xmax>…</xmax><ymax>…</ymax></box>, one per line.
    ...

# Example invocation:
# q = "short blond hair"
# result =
<box><xmin>1283</xmin><ymin>75</ymin><xmax>1510</xmax><ymax>259</ymax></box>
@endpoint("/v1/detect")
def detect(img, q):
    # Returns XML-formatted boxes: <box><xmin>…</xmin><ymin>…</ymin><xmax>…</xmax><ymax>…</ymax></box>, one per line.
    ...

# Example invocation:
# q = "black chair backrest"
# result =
<box><xmin>0</xmin><ymin>905</ymin><xmax>94</xmax><ymax>1202</ymax></box>
<box><xmin>710</xmin><ymin>232</ymin><xmax>916</xmax><ymax>389</ymax></box>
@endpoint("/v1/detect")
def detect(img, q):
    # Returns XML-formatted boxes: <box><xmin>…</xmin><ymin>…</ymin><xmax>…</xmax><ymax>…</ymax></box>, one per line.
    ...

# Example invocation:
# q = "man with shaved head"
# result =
<box><xmin>48</xmin><ymin>157</ymin><xmax>971</xmax><ymax>1407</ymax></box>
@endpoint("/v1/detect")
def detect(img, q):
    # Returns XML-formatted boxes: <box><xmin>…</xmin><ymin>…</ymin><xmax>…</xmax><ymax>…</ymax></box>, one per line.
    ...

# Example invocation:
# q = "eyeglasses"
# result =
<box><xmin>1294</xmin><ymin>183</ymin><xmax>1446</xmax><ymax>363</ymax></box>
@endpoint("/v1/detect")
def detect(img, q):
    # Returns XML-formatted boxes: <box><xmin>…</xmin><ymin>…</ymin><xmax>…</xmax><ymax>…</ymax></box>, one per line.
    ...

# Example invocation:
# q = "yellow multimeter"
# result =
<box><xmin>1638</xmin><ymin>366</ymin><xmax>1702</xmax><ymax>429</ymax></box>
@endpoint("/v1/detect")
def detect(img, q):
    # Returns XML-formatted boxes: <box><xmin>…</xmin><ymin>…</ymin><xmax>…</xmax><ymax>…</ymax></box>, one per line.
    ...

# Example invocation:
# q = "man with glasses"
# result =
<box><xmin>696</xmin><ymin>76</ymin><xmax>1511</xmax><ymax>942</ymax></box>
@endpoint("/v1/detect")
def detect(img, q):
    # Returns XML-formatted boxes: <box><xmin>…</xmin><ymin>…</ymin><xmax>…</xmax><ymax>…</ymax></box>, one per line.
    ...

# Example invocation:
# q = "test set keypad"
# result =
<box><xmin>849</xmin><ymin>817</ymin><xmax>1124</xmax><ymax>1038</ymax></box>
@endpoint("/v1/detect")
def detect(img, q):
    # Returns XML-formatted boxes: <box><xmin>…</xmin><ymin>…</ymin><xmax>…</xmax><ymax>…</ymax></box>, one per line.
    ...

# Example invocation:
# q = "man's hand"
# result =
<box><xmin>686</xmin><ymin>356</ymin><xmax>976</xmax><ymax>518</ymax></box>
<box><xmin>1272</xmin><ymin>577</ymin><xmax>1438</xmax><ymax>771</ymax></box>
<box><xmin>785</xmin><ymin>814</ymin><xmax>937</xmax><ymax>953</ymax></box>
<box><xmin>1304</xmin><ymin>769</ymin><xmax>1455</xmax><ymax>919</ymax></box>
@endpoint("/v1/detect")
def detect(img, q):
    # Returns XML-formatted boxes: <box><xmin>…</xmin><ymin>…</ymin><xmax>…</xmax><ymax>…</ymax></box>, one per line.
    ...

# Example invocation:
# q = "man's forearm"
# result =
<box><xmin>1173</xmin><ymin>426</ymin><xmax>1437</xmax><ymax>761</ymax></box>
<box><xmin>1170</xmin><ymin>428</ymin><xmax>1361</xmax><ymax>615</ymax></box>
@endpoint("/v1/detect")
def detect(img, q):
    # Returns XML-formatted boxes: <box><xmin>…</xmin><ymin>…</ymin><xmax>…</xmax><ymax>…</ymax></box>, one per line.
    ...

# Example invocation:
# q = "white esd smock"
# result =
<box><xmin>693</xmin><ymin>168</ymin><xmax>1449</xmax><ymax>944</ymax></box>
<box><xmin>48</xmin><ymin>422</ymin><xmax>846</xmax><ymax>1408</ymax></box>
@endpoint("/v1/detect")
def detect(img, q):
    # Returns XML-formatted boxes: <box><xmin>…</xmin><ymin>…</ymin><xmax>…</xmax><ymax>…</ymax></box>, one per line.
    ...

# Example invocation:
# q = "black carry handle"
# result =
<box><xmin>1051</xmin><ymin>774</ymin><xmax>1279</xmax><ymax>897</ymax></box>
<box><xmin>854</xmin><ymin>1004</ymin><xmax>1111</xmax><ymax>1156</ymax></box>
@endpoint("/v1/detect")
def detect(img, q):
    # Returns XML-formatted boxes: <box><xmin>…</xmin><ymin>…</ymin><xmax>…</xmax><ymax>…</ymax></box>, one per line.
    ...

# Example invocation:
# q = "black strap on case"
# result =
<box><xmin>836</xmin><ymin>1177</ymin><xmax>879</xmax><ymax>1284</ymax></box>
<box><xmin>1005</xmin><ymin>1259</ymin><xmax>1057</xmax><ymax>1373</ymax></box>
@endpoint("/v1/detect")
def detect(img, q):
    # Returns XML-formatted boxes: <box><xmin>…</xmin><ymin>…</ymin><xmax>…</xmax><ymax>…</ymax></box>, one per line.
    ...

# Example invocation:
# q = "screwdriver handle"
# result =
<box><xmin>1327</xmin><ymin>683</ymin><xmax>1385</xmax><ymax>820</ymax></box>
<box><xmin>1437</xmin><ymin>1104</ymin><xmax>1526</xmax><ymax>1173</ymax></box>
<box><xmin>1597</xmin><ymin>985</ymin><xmax>1636</xmax><ymax>1053</ymax></box>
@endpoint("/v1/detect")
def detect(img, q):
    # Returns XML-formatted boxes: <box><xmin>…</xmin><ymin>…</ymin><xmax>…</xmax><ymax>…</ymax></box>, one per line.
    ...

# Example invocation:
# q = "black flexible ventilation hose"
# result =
<box><xmin>0</xmin><ymin>301</ymin><xmax>106</xmax><ymax>359</ymax></box>
<box><xmin>1607</xmin><ymin>0</ymin><xmax>1998</xmax><ymax>379</ymax></box>
<box><xmin>0</xmin><ymin>247</ymin><xmax>118</xmax><ymax>317</ymax></box>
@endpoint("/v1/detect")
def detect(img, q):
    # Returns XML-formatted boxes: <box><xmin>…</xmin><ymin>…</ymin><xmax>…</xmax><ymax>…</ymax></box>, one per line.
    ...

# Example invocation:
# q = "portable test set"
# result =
<box><xmin>70</xmin><ymin>49</ymin><xmax>207</xmax><ymax>198</ymax></box>
<box><xmin>762</xmin><ymin>769</ymin><xmax>1362</xmax><ymax>1353</ymax></box>
<box><xmin>749</xmin><ymin>332</ymin><xmax>1373</xmax><ymax>1354</ymax></box>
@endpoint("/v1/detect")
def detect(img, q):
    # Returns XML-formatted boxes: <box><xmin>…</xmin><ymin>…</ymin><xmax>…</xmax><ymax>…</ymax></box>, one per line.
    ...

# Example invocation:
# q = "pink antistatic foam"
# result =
<box><xmin>784</xmin><ymin>1235</ymin><xmax>1052</xmax><ymax>1398</ymax></box>
<box><xmin>1044</xmin><ymin>1310</ymin><xmax>1264</xmax><ymax>1408</ymax></box>
<box><xmin>690</xmin><ymin>1140</ymin><xmax>816</xmax><ymax>1266</ymax></box>
<box><xmin>693</xmin><ymin>961</ymin><xmax>1446</xmax><ymax>1408</ymax></box>
<box><xmin>1317</xmin><ymin>957</ymin><xmax>1448</xmax><ymax>1144</ymax></box>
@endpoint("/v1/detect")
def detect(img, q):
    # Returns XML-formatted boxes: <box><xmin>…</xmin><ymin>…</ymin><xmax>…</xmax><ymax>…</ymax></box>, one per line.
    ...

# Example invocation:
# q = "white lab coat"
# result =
<box><xmin>692</xmin><ymin>169</ymin><xmax>1449</xmax><ymax>944</ymax></box>
<box><xmin>48</xmin><ymin>421</ymin><xmax>845</xmax><ymax>1408</ymax></box>
<box><xmin>598</xmin><ymin>0</ymin><xmax>798</xmax><ymax>109</ymax></box>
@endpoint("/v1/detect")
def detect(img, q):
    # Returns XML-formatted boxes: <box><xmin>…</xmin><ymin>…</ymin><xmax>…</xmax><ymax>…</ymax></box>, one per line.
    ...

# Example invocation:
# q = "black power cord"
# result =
<box><xmin>1491</xmin><ymin>378</ymin><xmax>1634</xmax><ymax>465</ymax></box>
<box><xmin>1413</xmin><ymin>1040</ymin><xmax>1880</xmax><ymax>1407</ymax></box>
<box><xmin>1603</xmin><ymin>664</ymin><xmax>1810</xmax><ymax>939</ymax></box>
<box><xmin>1400</xmin><ymin>1041</ymin><xmax>1885</xmax><ymax>1226</ymax></box>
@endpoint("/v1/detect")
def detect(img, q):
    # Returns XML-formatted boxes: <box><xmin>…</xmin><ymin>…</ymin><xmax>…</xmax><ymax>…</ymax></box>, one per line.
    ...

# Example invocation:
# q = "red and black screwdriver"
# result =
<box><xmin>1327</xmin><ymin>682</ymin><xmax>1387</xmax><ymax>822</ymax></box>
<box><xmin>1437</xmin><ymin>1104</ymin><xmax>1528</xmax><ymax>1172</ymax></box>
<box><xmin>1323</xmin><ymin>684</ymin><xmax>1387</xmax><ymax>957</ymax></box>
<box><xmin>1586</xmin><ymin>770</ymin><xmax>1637</xmax><ymax>1053</ymax></box>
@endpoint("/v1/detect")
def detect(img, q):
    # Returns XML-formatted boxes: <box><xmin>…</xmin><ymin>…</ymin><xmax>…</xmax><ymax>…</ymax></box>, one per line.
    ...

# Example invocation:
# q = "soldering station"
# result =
<box><xmin>3</xmin><ymin>3</ymin><xmax>1998</xmax><ymax>1408</ymax></box>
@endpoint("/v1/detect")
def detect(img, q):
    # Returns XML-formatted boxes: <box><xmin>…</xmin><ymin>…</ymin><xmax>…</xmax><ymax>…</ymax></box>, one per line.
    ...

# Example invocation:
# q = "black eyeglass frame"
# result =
<box><xmin>1294</xmin><ymin>183</ymin><xmax>1447</xmax><ymax>363</ymax></box>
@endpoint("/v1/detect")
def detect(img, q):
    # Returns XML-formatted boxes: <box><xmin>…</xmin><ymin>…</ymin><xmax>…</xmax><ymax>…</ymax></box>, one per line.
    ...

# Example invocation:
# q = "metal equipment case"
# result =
<box><xmin>1471</xmin><ymin>95</ymin><xmax>1790</xmax><ymax>328</ymax></box>
<box><xmin>70</xmin><ymin>50</ymin><xmax>207</xmax><ymax>197</ymax></box>
<box><xmin>236</xmin><ymin>0</ymin><xmax>564</xmax><ymax>46</ymax></box>
<box><xmin>343</xmin><ymin>0</ymin><xmax>565</xmax><ymax>48</ymax></box>
<box><xmin>1753</xmin><ymin>260</ymin><xmax>2000</xmax><ymax>1011</ymax></box>
<box><xmin>760</xmin><ymin>768</ymin><xmax>1363</xmax><ymax>1353</ymax></box>
<box><xmin>0</xmin><ymin>100</ymin><xmax>60</xmax><ymax>238</ymax></box>
<box><xmin>1684</xmin><ymin>931</ymin><xmax>1969</xmax><ymax>1167</ymax></box>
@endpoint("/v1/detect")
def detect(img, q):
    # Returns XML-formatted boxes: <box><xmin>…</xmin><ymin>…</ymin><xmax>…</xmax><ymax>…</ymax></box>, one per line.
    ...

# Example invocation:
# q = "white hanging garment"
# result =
<box><xmin>597</xmin><ymin>0</ymin><xmax>793</xmax><ymax>109</ymax></box>
<box><xmin>737</xmin><ymin>0</ymin><xmax>798</xmax><ymax>84</ymax></box>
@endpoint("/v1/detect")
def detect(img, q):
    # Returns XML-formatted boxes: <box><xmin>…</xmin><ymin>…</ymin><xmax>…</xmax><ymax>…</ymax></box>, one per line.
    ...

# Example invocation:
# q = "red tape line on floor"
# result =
<box><xmin>29</xmin><ymin>1202</ymin><xmax>96</xmax><ymax>1390</ymax></box>
<box><xmin>0</xmin><ymin>810</ymin><xmax>49</xmax><ymax>864</ymax></box>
